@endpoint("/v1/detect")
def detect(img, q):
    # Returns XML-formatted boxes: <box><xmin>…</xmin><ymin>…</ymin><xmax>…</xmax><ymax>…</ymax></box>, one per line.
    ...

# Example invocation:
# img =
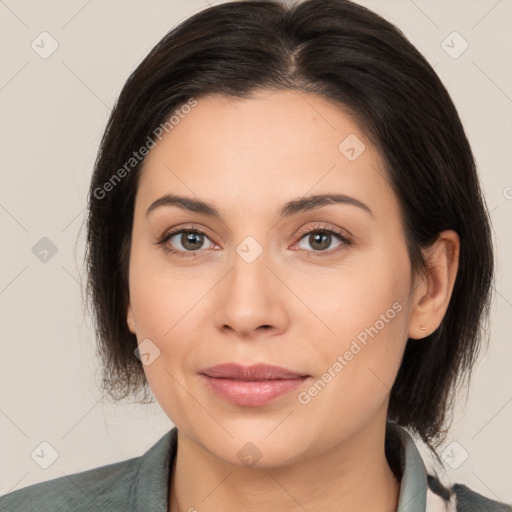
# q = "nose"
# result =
<box><xmin>213</xmin><ymin>245</ymin><xmax>290</xmax><ymax>338</ymax></box>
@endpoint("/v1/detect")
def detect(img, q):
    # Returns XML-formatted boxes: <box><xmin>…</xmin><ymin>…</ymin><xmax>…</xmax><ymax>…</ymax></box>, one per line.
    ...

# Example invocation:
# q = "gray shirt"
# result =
<box><xmin>0</xmin><ymin>425</ymin><xmax>510</xmax><ymax>511</ymax></box>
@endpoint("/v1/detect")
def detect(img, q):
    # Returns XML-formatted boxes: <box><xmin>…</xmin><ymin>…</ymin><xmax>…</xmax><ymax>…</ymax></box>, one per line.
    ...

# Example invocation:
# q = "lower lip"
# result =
<box><xmin>200</xmin><ymin>375</ymin><xmax>309</xmax><ymax>406</ymax></box>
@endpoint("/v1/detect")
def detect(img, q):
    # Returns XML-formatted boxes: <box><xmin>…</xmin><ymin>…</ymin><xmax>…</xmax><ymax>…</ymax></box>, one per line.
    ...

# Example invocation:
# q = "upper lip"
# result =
<box><xmin>199</xmin><ymin>363</ymin><xmax>309</xmax><ymax>380</ymax></box>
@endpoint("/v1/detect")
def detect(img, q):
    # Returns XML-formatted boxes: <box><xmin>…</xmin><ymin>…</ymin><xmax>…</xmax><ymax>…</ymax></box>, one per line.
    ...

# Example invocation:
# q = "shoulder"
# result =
<box><xmin>0</xmin><ymin>428</ymin><xmax>177</xmax><ymax>512</ymax></box>
<box><xmin>0</xmin><ymin>455</ymin><xmax>141</xmax><ymax>512</ymax></box>
<box><xmin>452</xmin><ymin>483</ymin><xmax>512</xmax><ymax>512</ymax></box>
<box><xmin>427</xmin><ymin>475</ymin><xmax>512</xmax><ymax>512</ymax></box>
<box><xmin>390</xmin><ymin>423</ymin><xmax>511</xmax><ymax>512</ymax></box>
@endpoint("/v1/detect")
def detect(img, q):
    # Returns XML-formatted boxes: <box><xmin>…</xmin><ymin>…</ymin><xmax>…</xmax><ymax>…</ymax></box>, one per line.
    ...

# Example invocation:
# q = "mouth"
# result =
<box><xmin>198</xmin><ymin>363</ymin><xmax>311</xmax><ymax>407</ymax></box>
<box><xmin>199</xmin><ymin>362</ymin><xmax>309</xmax><ymax>380</ymax></box>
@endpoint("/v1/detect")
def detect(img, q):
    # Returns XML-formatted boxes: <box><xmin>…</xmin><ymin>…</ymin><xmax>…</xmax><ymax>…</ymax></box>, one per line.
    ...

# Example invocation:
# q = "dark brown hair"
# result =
<box><xmin>85</xmin><ymin>0</ymin><xmax>494</xmax><ymax>447</ymax></box>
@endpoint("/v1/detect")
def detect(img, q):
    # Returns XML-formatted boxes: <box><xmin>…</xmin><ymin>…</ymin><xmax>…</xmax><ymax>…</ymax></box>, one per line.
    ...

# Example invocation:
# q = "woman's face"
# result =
<box><xmin>127</xmin><ymin>89</ymin><xmax>419</xmax><ymax>466</ymax></box>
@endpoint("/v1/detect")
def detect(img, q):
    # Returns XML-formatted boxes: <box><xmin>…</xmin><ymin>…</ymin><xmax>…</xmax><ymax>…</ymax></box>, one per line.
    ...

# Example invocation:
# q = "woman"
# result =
<box><xmin>1</xmin><ymin>0</ymin><xmax>509</xmax><ymax>510</ymax></box>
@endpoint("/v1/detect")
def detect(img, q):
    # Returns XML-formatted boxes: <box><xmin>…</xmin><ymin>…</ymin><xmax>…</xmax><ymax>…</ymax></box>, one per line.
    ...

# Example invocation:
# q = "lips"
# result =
<box><xmin>198</xmin><ymin>363</ymin><xmax>311</xmax><ymax>407</ymax></box>
<box><xmin>199</xmin><ymin>363</ymin><xmax>308</xmax><ymax>380</ymax></box>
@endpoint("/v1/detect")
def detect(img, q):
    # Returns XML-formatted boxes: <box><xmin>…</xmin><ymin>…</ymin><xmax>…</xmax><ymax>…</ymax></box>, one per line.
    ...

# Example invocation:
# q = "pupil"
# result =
<box><xmin>183</xmin><ymin>231</ymin><xmax>203</xmax><ymax>250</ymax></box>
<box><xmin>310</xmin><ymin>232</ymin><xmax>330</xmax><ymax>250</ymax></box>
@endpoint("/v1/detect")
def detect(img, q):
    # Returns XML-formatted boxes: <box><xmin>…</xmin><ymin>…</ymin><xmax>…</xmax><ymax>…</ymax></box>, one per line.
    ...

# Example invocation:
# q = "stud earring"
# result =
<box><xmin>420</xmin><ymin>326</ymin><xmax>426</xmax><ymax>331</ymax></box>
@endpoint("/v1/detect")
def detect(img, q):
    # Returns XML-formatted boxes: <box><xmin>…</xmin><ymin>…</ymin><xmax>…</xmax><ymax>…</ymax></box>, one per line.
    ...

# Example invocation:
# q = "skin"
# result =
<box><xmin>126</xmin><ymin>89</ymin><xmax>459</xmax><ymax>512</ymax></box>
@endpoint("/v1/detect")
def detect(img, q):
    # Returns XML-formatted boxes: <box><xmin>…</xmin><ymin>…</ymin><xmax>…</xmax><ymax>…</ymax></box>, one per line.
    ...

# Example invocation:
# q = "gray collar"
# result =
<box><xmin>135</xmin><ymin>425</ymin><xmax>429</xmax><ymax>511</ymax></box>
<box><xmin>394</xmin><ymin>425</ymin><xmax>429</xmax><ymax>511</ymax></box>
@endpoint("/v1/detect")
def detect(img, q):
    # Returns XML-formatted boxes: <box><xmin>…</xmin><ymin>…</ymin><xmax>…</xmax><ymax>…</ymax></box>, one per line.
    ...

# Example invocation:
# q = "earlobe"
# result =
<box><xmin>408</xmin><ymin>230</ymin><xmax>460</xmax><ymax>340</ymax></box>
<box><xmin>127</xmin><ymin>303</ymin><xmax>136</xmax><ymax>334</ymax></box>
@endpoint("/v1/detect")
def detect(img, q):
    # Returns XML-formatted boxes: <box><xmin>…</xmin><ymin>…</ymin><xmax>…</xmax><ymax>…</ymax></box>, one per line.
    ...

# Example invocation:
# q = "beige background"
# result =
<box><xmin>0</xmin><ymin>0</ymin><xmax>511</xmax><ymax>503</ymax></box>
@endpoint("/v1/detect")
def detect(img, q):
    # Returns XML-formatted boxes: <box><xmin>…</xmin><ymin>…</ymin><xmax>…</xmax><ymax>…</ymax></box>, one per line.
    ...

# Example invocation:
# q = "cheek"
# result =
<box><xmin>127</xmin><ymin>245</ymin><xmax>197</xmax><ymax>423</ymax></box>
<box><xmin>127</xmin><ymin>242</ymin><xmax>218</xmax><ymax>391</ymax></box>
<box><xmin>301</xmin><ymin>241</ymin><xmax>412</xmax><ymax>400</ymax></box>
<box><xmin>304</xmin><ymin>242</ymin><xmax>411</xmax><ymax>348</ymax></box>
<box><xmin>294</xmin><ymin>269</ymin><xmax>411</xmax><ymax>447</ymax></box>
<box><xmin>128</xmin><ymin>242</ymin><xmax>202</xmax><ymax>339</ymax></box>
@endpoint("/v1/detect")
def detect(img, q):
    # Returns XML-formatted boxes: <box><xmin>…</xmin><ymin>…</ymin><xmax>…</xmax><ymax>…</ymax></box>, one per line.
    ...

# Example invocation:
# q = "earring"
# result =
<box><xmin>420</xmin><ymin>326</ymin><xmax>426</xmax><ymax>331</ymax></box>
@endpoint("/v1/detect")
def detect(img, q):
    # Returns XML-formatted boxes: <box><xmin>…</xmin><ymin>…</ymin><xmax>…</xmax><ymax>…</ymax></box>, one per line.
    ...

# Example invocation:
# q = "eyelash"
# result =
<box><xmin>156</xmin><ymin>223</ymin><xmax>352</xmax><ymax>258</ymax></box>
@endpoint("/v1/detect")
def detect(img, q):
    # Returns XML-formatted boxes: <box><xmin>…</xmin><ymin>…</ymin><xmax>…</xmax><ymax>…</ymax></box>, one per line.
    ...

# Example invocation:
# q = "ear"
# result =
<box><xmin>408</xmin><ymin>230</ymin><xmax>460</xmax><ymax>340</ymax></box>
<box><xmin>127</xmin><ymin>303</ymin><xmax>137</xmax><ymax>334</ymax></box>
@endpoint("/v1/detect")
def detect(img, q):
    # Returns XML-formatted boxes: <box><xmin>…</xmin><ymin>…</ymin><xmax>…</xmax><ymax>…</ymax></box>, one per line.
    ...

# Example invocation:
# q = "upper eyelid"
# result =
<box><xmin>160</xmin><ymin>224</ymin><xmax>217</xmax><ymax>244</ymax></box>
<box><xmin>295</xmin><ymin>223</ymin><xmax>351</xmax><ymax>240</ymax></box>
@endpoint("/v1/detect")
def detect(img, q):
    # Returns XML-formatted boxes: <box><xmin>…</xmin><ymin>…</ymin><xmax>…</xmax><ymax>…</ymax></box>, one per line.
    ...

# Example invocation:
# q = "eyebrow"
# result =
<box><xmin>146</xmin><ymin>193</ymin><xmax>374</xmax><ymax>219</ymax></box>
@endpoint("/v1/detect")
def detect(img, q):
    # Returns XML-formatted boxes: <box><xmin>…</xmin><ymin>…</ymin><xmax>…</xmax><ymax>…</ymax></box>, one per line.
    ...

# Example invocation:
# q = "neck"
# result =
<box><xmin>169</xmin><ymin>417</ymin><xmax>401</xmax><ymax>512</ymax></box>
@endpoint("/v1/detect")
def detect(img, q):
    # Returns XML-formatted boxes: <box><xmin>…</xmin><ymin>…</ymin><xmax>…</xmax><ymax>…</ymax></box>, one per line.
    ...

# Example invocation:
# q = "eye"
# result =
<box><xmin>157</xmin><ymin>223</ymin><xmax>352</xmax><ymax>258</ymax></box>
<box><xmin>157</xmin><ymin>227</ymin><xmax>216</xmax><ymax>256</ymax></box>
<box><xmin>293</xmin><ymin>225</ymin><xmax>352</xmax><ymax>256</ymax></box>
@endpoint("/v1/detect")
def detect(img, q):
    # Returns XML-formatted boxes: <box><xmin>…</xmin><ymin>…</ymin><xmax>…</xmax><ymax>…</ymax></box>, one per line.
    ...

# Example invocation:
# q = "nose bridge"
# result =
<box><xmin>229</xmin><ymin>233</ymin><xmax>272</xmax><ymax>300</ymax></box>
<box><xmin>213</xmin><ymin>231</ymin><xmax>288</xmax><ymax>334</ymax></box>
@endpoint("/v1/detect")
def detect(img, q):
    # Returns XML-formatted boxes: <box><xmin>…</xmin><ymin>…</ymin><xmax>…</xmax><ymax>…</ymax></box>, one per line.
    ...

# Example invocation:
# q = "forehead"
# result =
<box><xmin>136</xmin><ymin>90</ymin><xmax>396</xmax><ymax>220</ymax></box>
